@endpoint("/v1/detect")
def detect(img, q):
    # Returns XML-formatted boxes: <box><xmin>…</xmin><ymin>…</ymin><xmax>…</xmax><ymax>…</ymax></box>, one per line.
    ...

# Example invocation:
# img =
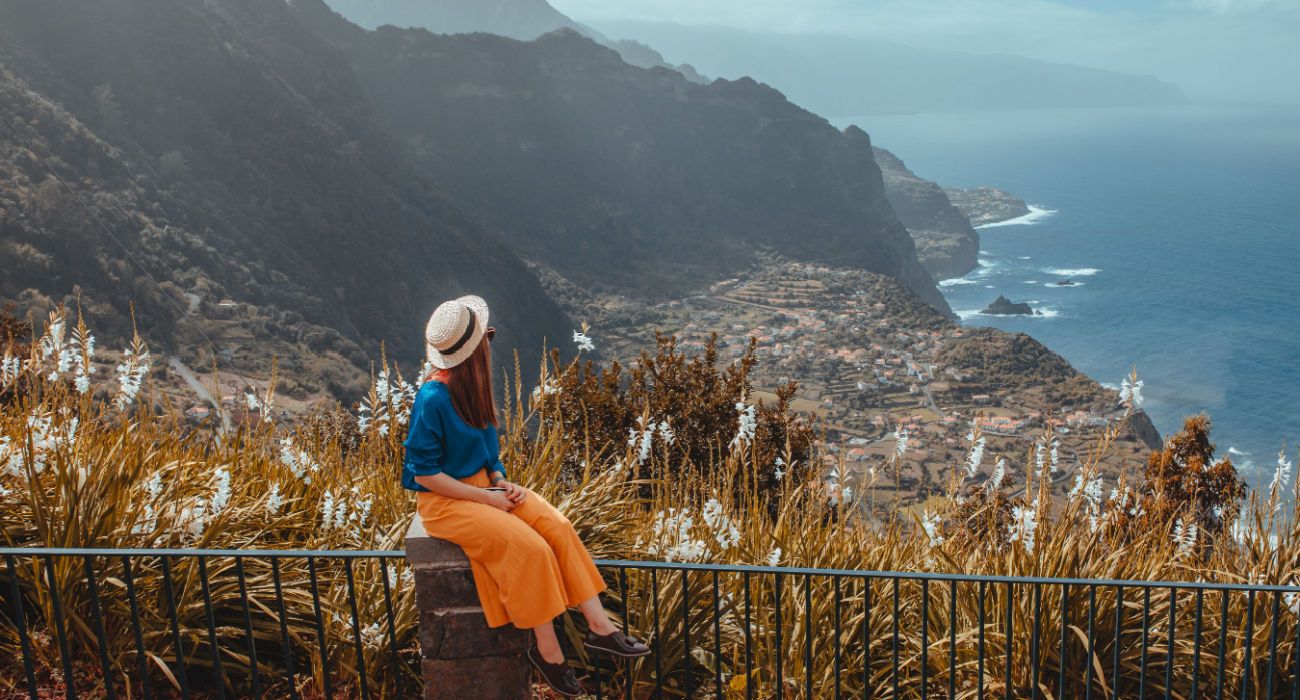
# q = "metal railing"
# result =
<box><xmin>3</xmin><ymin>548</ymin><xmax>1300</xmax><ymax>698</ymax></box>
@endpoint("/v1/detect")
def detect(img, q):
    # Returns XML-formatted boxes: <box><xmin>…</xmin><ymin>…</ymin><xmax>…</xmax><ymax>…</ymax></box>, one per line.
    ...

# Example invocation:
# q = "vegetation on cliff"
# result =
<box><xmin>2</xmin><ymin>309</ymin><xmax>1296</xmax><ymax>697</ymax></box>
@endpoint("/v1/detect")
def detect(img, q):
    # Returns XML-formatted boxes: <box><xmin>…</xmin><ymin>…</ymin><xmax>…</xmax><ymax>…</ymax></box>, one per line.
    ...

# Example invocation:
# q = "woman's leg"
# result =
<box><xmin>508</xmin><ymin>488</ymin><xmax>608</xmax><ymax>607</ymax></box>
<box><xmin>578</xmin><ymin>595</ymin><xmax>618</xmax><ymax>636</ymax></box>
<box><xmin>533</xmin><ymin>620</ymin><xmax>565</xmax><ymax>664</ymax></box>
<box><xmin>418</xmin><ymin>493</ymin><xmax>571</xmax><ymax>630</ymax></box>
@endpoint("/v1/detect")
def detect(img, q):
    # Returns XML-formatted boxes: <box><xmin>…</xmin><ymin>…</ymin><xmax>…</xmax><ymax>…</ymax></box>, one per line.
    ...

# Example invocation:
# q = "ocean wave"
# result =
<box><xmin>1228</xmin><ymin>446</ymin><xmax>1252</xmax><ymax>457</ymax></box>
<box><xmin>976</xmin><ymin>205</ymin><xmax>1058</xmax><ymax>229</ymax></box>
<box><xmin>1042</xmin><ymin>267</ymin><xmax>1100</xmax><ymax>277</ymax></box>
<box><xmin>1039</xmin><ymin>280</ymin><xmax>1085</xmax><ymax>287</ymax></box>
<box><xmin>938</xmin><ymin>278</ymin><xmax>978</xmax><ymax>287</ymax></box>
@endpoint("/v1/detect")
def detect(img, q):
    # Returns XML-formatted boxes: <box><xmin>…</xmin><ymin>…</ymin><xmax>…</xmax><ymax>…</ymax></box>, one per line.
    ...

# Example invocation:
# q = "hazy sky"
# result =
<box><xmin>553</xmin><ymin>0</ymin><xmax>1300</xmax><ymax>104</ymax></box>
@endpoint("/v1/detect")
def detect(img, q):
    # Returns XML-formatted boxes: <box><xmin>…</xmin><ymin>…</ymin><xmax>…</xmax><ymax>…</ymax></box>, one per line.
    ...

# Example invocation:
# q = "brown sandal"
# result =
<box><xmin>584</xmin><ymin>629</ymin><xmax>651</xmax><ymax>658</ymax></box>
<box><xmin>527</xmin><ymin>646</ymin><xmax>584</xmax><ymax>697</ymax></box>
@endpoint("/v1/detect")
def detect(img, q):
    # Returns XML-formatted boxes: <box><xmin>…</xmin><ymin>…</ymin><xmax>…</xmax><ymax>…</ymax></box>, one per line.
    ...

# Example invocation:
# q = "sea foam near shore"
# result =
<box><xmin>975</xmin><ymin>204</ymin><xmax>1058</xmax><ymax>229</ymax></box>
<box><xmin>1042</xmin><ymin>267</ymin><xmax>1100</xmax><ymax>277</ymax></box>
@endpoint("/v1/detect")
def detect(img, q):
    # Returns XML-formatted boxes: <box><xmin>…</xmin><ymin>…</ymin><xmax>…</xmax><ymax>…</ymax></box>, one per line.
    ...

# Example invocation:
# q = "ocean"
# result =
<box><xmin>834</xmin><ymin>103</ymin><xmax>1300</xmax><ymax>486</ymax></box>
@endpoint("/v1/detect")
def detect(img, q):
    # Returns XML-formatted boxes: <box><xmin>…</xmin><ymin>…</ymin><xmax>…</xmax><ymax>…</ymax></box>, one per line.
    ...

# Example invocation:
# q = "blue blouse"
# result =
<box><xmin>401</xmin><ymin>380</ymin><xmax>506</xmax><ymax>492</ymax></box>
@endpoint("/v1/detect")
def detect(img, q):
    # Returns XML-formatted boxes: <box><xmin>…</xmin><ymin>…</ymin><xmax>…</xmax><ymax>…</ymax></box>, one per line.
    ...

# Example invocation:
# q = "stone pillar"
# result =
<box><xmin>405</xmin><ymin>516</ymin><xmax>532</xmax><ymax>700</ymax></box>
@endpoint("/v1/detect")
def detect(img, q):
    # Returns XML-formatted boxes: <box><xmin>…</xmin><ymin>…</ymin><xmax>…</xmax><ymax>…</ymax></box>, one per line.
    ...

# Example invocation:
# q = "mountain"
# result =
<box><xmin>294</xmin><ymin>1</ymin><xmax>952</xmax><ymax>316</ymax></box>
<box><xmin>325</xmin><ymin>0</ymin><xmax>587</xmax><ymax>40</ymax></box>
<box><xmin>0</xmin><ymin>0</ymin><xmax>571</xmax><ymax>393</ymax></box>
<box><xmin>873</xmin><ymin>148</ymin><xmax>979</xmax><ymax>280</ymax></box>
<box><xmin>323</xmin><ymin>0</ymin><xmax>708</xmax><ymax>84</ymax></box>
<box><xmin>592</xmin><ymin>20</ymin><xmax>1186</xmax><ymax>116</ymax></box>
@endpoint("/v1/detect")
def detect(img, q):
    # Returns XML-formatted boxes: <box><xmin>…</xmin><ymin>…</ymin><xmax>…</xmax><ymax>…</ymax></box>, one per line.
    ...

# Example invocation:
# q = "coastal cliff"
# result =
<box><xmin>873</xmin><ymin>147</ymin><xmax>980</xmax><ymax>279</ymax></box>
<box><xmin>296</xmin><ymin>1</ymin><xmax>953</xmax><ymax>316</ymax></box>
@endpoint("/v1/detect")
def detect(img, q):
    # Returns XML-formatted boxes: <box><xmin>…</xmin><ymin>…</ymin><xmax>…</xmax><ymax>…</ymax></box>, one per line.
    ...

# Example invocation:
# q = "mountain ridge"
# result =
<box><xmin>592</xmin><ymin>19</ymin><xmax>1185</xmax><ymax>116</ymax></box>
<box><xmin>293</xmin><ymin>1</ymin><xmax>954</xmax><ymax>315</ymax></box>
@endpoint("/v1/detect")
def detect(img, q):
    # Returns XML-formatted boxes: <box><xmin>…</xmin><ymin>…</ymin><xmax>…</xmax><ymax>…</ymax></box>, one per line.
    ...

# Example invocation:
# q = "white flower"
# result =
<box><xmin>210</xmin><ymin>467</ymin><xmax>232</xmax><ymax>515</ymax></box>
<box><xmin>921</xmin><ymin>511</ymin><xmax>944</xmax><ymax>548</ymax></box>
<box><xmin>1008</xmin><ymin>506</ymin><xmax>1038</xmax><ymax>553</ymax></box>
<box><xmin>266</xmin><ymin>484</ymin><xmax>284</xmax><ymax>514</ymax></box>
<box><xmin>531</xmin><ymin>378</ymin><xmax>561</xmax><ymax>401</ymax></box>
<box><xmin>358</xmin><ymin>369</ymin><xmax>418</xmax><ymax>435</ymax></box>
<box><xmin>893</xmin><ymin>428</ymin><xmax>909</xmax><ymax>458</ymax></box>
<box><xmin>146</xmin><ymin>471</ymin><xmax>164</xmax><ymax>500</ymax></box>
<box><xmin>113</xmin><ymin>346</ymin><xmax>151</xmax><ymax>410</ymax></box>
<box><xmin>1120</xmin><ymin>372</ymin><xmax>1145</xmax><ymax>410</ymax></box>
<box><xmin>628</xmin><ymin>417</ymin><xmax>656</xmax><ymax>464</ymax></box>
<box><xmin>573</xmin><ymin>330</ymin><xmax>595</xmax><ymax>353</ymax></box>
<box><xmin>657</xmin><ymin>420</ymin><xmax>675</xmax><ymax>445</ymax></box>
<box><xmin>1</xmin><ymin>355</ymin><xmax>25</xmax><ymax>387</ymax></box>
<box><xmin>72</xmin><ymin>328</ymin><xmax>95</xmax><ymax>395</ymax></box>
<box><xmin>987</xmin><ymin>458</ymin><xmax>1006</xmax><ymax>492</ymax></box>
<box><xmin>180</xmin><ymin>497</ymin><xmax>209</xmax><ymax>541</ymax></box>
<box><xmin>1173</xmin><ymin>518</ymin><xmax>1198</xmax><ymax>559</ymax></box>
<box><xmin>964</xmin><ymin>437</ymin><xmax>986</xmax><ymax>478</ymax></box>
<box><xmin>773</xmin><ymin>456</ymin><xmax>786</xmax><ymax>481</ymax></box>
<box><xmin>702</xmin><ymin>498</ymin><xmax>741</xmax><ymax>550</ymax></box>
<box><xmin>642</xmin><ymin>508</ymin><xmax>708</xmax><ymax>562</ymax></box>
<box><xmin>729</xmin><ymin>403</ymin><xmax>757</xmax><ymax>451</ymax></box>
<box><xmin>244</xmin><ymin>391</ymin><xmax>272</xmax><ymax>415</ymax></box>
<box><xmin>765</xmin><ymin>547</ymin><xmax>782</xmax><ymax>567</ymax></box>
<box><xmin>360</xmin><ymin>622</ymin><xmax>385</xmax><ymax>649</ymax></box>
<box><xmin>321</xmin><ymin>489</ymin><xmax>340</xmax><ymax>530</ymax></box>
<box><xmin>1285</xmin><ymin>592</ymin><xmax>1300</xmax><ymax>616</ymax></box>
<box><xmin>1270</xmin><ymin>448</ymin><xmax>1292</xmax><ymax>502</ymax></box>
<box><xmin>279</xmin><ymin>437</ymin><xmax>320</xmax><ymax>484</ymax></box>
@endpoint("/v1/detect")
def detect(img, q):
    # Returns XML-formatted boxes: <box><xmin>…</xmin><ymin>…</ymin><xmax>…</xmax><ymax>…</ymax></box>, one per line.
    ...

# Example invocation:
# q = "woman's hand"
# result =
<box><xmin>496</xmin><ymin>479</ymin><xmax>528</xmax><ymax>506</ymax></box>
<box><xmin>481</xmin><ymin>489</ymin><xmax>517</xmax><ymax>512</ymax></box>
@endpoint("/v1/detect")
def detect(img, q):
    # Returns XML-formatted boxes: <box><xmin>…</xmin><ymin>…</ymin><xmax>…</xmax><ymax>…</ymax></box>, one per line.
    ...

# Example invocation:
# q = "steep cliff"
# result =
<box><xmin>295</xmin><ymin>2</ymin><xmax>953</xmax><ymax>316</ymax></box>
<box><xmin>0</xmin><ymin>0</ymin><xmax>572</xmax><ymax>385</ymax></box>
<box><xmin>873</xmin><ymin>147</ymin><xmax>980</xmax><ymax>279</ymax></box>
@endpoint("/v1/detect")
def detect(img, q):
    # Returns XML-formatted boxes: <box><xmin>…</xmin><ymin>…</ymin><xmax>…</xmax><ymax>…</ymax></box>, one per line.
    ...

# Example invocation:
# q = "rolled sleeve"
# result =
<box><xmin>402</xmin><ymin>396</ymin><xmax>444</xmax><ymax>491</ymax></box>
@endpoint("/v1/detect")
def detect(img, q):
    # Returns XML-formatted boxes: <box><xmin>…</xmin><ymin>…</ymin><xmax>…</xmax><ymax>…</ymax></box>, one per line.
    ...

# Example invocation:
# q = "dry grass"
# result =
<box><xmin>1</xmin><ymin>309</ymin><xmax>1299</xmax><ymax>699</ymax></box>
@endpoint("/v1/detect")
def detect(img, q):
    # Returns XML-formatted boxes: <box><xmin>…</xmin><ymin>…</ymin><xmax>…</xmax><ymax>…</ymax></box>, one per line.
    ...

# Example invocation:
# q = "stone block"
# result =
<box><xmin>414</xmin><ymin>564</ymin><xmax>481</xmax><ymax>611</ymax></box>
<box><xmin>419</xmin><ymin>607</ymin><xmax>531</xmax><ymax>660</ymax></box>
<box><xmin>422</xmin><ymin>656</ymin><xmax>531</xmax><ymax>700</ymax></box>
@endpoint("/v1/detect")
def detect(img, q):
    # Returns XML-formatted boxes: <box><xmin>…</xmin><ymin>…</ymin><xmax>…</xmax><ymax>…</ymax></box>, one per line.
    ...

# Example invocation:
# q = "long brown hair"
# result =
<box><xmin>429</xmin><ymin>337</ymin><xmax>497</xmax><ymax>428</ymax></box>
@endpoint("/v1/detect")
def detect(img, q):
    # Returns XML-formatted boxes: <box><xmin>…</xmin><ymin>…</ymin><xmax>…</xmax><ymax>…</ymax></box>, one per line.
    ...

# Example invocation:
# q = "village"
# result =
<box><xmin>594</xmin><ymin>258</ymin><xmax>1153</xmax><ymax>516</ymax></box>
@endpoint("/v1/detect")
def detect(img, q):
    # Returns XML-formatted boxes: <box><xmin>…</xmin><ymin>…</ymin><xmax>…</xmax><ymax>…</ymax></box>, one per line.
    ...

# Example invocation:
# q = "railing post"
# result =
<box><xmin>405</xmin><ymin>517</ymin><xmax>531</xmax><ymax>699</ymax></box>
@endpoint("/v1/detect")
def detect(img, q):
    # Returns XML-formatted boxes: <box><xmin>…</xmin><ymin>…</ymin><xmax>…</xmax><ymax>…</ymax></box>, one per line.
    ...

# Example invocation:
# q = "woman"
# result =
<box><xmin>403</xmin><ymin>295</ymin><xmax>649</xmax><ymax>697</ymax></box>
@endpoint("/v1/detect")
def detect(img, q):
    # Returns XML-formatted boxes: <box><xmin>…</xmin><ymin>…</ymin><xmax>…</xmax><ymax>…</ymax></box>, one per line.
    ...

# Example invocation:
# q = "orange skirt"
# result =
<box><xmin>416</xmin><ymin>469</ymin><xmax>607</xmax><ymax>629</ymax></box>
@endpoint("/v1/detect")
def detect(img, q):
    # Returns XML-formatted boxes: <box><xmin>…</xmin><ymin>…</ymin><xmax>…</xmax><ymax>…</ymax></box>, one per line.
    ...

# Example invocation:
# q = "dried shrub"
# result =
<box><xmin>1139</xmin><ymin>415</ymin><xmax>1247</xmax><ymax>538</ymax></box>
<box><xmin>537</xmin><ymin>332</ymin><xmax>818</xmax><ymax>503</ymax></box>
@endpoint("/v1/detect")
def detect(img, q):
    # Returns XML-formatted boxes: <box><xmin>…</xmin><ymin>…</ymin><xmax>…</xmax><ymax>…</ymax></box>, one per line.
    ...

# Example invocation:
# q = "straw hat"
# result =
<box><xmin>425</xmin><ymin>295</ymin><xmax>490</xmax><ymax>369</ymax></box>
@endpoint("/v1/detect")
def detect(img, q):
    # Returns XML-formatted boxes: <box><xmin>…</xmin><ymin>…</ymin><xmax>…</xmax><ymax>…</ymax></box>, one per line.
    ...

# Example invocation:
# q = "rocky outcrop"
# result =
<box><xmin>943</xmin><ymin>187</ymin><xmax>1030</xmax><ymax>227</ymax></box>
<box><xmin>873</xmin><ymin>148</ymin><xmax>980</xmax><ymax>280</ymax></box>
<box><xmin>296</xmin><ymin>3</ymin><xmax>954</xmax><ymax>317</ymax></box>
<box><xmin>983</xmin><ymin>296</ymin><xmax>1035</xmax><ymax>316</ymax></box>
